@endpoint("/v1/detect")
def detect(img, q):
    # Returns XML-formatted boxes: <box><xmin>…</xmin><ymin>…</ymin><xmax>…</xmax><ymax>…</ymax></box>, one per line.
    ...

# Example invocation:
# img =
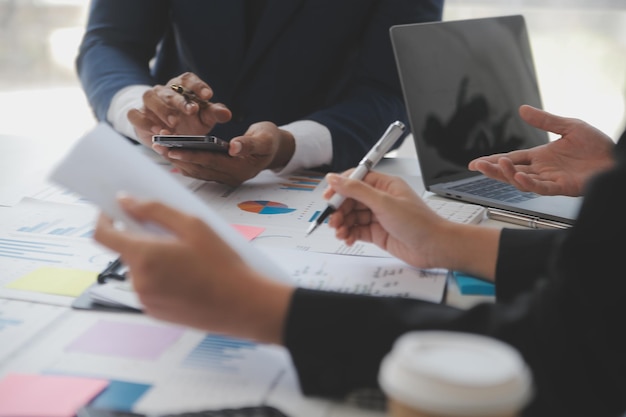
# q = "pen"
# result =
<box><xmin>306</xmin><ymin>121</ymin><xmax>406</xmax><ymax>236</ymax></box>
<box><xmin>170</xmin><ymin>84</ymin><xmax>211</xmax><ymax>109</ymax></box>
<box><xmin>97</xmin><ymin>256</ymin><xmax>126</xmax><ymax>284</ymax></box>
<box><xmin>486</xmin><ymin>208</ymin><xmax>571</xmax><ymax>230</ymax></box>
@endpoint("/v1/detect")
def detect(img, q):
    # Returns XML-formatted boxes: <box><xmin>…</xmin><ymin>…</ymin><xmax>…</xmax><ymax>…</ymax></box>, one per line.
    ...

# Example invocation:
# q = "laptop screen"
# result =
<box><xmin>391</xmin><ymin>15</ymin><xmax>548</xmax><ymax>187</ymax></box>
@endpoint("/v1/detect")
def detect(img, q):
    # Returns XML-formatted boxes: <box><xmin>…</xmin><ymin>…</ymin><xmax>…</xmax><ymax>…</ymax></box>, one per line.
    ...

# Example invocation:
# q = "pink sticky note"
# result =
<box><xmin>0</xmin><ymin>373</ymin><xmax>108</xmax><ymax>417</ymax></box>
<box><xmin>66</xmin><ymin>320</ymin><xmax>184</xmax><ymax>360</ymax></box>
<box><xmin>231</xmin><ymin>224</ymin><xmax>265</xmax><ymax>241</ymax></box>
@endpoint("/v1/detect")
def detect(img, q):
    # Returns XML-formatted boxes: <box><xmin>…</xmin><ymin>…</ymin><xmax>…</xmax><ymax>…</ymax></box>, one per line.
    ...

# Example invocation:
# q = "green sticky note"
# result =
<box><xmin>6</xmin><ymin>267</ymin><xmax>97</xmax><ymax>297</ymax></box>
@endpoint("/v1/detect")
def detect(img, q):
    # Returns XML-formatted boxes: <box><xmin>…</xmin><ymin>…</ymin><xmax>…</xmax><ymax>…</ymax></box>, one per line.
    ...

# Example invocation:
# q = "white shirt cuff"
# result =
<box><xmin>275</xmin><ymin>120</ymin><xmax>333</xmax><ymax>175</ymax></box>
<box><xmin>106</xmin><ymin>85</ymin><xmax>152</xmax><ymax>141</ymax></box>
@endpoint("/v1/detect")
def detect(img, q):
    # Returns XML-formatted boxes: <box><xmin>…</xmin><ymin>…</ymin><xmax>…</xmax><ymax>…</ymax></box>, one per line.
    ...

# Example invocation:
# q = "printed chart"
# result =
<box><xmin>182</xmin><ymin>334</ymin><xmax>260</xmax><ymax>373</ymax></box>
<box><xmin>238</xmin><ymin>201</ymin><xmax>296</xmax><ymax>215</ymax></box>
<box><xmin>196</xmin><ymin>170</ymin><xmax>328</xmax><ymax>230</ymax></box>
<box><xmin>0</xmin><ymin>199</ymin><xmax>117</xmax><ymax>306</ymax></box>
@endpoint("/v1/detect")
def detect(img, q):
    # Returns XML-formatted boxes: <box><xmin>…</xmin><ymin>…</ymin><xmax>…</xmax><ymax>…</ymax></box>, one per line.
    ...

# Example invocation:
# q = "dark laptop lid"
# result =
<box><xmin>390</xmin><ymin>15</ymin><xmax>548</xmax><ymax>188</ymax></box>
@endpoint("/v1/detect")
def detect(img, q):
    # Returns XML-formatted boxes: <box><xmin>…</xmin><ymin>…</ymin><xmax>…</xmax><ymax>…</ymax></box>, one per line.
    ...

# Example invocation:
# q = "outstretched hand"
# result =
<box><xmin>468</xmin><ymin>105</ymin><xmax>615</xmax><ymax>197</ymax></box>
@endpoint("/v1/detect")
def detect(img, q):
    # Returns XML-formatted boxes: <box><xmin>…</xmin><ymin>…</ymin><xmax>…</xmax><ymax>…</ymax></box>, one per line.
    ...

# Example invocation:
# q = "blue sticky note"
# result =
<box><xmin>453</xmin><ymin>271</ymin><xmax>495</xmax><ymax>296</ymax></box>
<box><xmin>88</xmin><ymin>380</ymin><xmax>151</xmax><ymax>411</ymax></box>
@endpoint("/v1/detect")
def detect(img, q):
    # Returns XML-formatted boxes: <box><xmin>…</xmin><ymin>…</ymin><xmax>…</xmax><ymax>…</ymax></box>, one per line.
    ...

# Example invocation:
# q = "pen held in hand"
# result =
<box><xmin>170</xmin><ymin>84</ymin><xmax>212</xmax><ymax>109</ymax></box>
<box><xmin>306</xmin><ymin>121</ymin><xmax>406</xmax><ymax>236</ymax></box>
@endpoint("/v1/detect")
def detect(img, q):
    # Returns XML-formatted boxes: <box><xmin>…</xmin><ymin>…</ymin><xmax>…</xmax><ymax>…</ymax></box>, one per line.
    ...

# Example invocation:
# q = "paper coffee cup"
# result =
<box><xmin>379</xmin><ymin>331</ymin><xmax>533</xmax><ymax>417</ymax></box>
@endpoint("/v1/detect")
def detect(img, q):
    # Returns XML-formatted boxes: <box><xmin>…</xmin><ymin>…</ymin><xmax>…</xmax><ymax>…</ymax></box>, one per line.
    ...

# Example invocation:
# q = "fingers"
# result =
<box><xmin>138</xmin><ymin>73</ymin><xmax>232</xmax><ymax>136</ymax></box>
<box><xmin>469</xmin><ymin>148</ymin><xmax>532</xmax><ymax>169</ymax></box>
<box><xmin>322</xmin><ymin>169</ymin><xmax>355</xmax><ymax>201</ymax></box>
<box><xmin>497</xmin><ymin>157</ymin><xmax>522</xmax><ymax>183</ymax></box>
<box><xmin>468</xmin><ymin>153</ymin><xmax>507</xmax><ymax>170</ymax></box>
<box><xmin>168</xmin><ymin>73</ymin><xmax>232</xmax><ymax>126</ymax></box>
<box><xmin>200</xmin><ymin>102</ymin><xmax>232</xmax><ymax>125</ymax></box>
<box><xmin>329</xmin><ymin>207</ymin><xmax>376</xmax><ymax>246</ymax></box>
<box><xmin>174</xmin><ymin>72</ymin><xmax>214</xmax><ymax>102</ymax></box>
<box><xmin>519</xmin><ymin>104</ymin><xmax>573</xmax><ymax>136</ymax></box>
<box><xmin>469</xmin><ymin>159</ymin><xmax>507</xmax><ymax>181</ymax></box>
<box><xmin>116</xmin><ymin>196</ymin><xmax>212</xmax><ymax>241</ymax></box>
<box><xmin>511</xmin><ymin>172</ymin><xmax>558</xmax><ymax>195</ymax></box>
<box><xmin>127</xmin><ymin>108</ymin><xmax>166</xmax><ymax>145</ymax></box>
<box><xmin>325</xmin><ymin>173</ymin><xmax>387</xmax><ymax>214</ymax></box>
<box><xmin>229</xmin><ymin>127</ymin><xmax>275</xmax><ymax>158</ymax></box>
<box><xmin>93</xmin><ymin>199</ymin><xmax>202</xmax><ymax>254</ymax></box>
<box><xmin>143</xmin><ymin>84</ymin><xmax>192</xmax><ymax>127</ymax></box>
<box><xmin>93</xmin><ymin>214</ymin><xmax>139</xmax><ymax>254</ymax></box>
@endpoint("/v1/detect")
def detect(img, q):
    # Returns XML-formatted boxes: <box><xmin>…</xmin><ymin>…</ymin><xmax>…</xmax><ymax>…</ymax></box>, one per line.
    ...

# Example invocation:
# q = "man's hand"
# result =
<box><xmin>154</xmin><ymin>121</ymin><xmax>295</xmax><ymax>186</ymax></box>
<box><xmin>127</xmin><ymin>72</ymin><xmax>232</xmax><ymax>147</ymax></box>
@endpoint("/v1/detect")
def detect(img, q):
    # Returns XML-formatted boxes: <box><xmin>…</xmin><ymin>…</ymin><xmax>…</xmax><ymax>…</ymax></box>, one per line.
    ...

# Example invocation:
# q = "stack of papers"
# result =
<box><xmin>89</xmin><ymin>281</ymin><xmax>142</xmax><ymax>310</ymax></box>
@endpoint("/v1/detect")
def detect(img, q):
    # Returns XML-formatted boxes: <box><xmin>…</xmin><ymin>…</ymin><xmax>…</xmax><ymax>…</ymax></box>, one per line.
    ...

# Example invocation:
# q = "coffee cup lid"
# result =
<box><xmin>379</xmin><ymin>331</ymin><xmax>533</xmax><ymax>416</ymax></box>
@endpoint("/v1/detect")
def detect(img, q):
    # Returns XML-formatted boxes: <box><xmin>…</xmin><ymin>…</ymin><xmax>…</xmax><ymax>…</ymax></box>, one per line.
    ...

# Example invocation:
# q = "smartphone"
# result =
<box><xmin>152</xmin><ymin>134</ymin><xmax>230</xmax><ymax>152</ymax></box>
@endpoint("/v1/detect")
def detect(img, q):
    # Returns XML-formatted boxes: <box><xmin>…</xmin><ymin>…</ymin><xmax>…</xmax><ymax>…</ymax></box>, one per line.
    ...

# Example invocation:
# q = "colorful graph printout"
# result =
<box><xmin>182</xmin><ymin>334</ymin><xmax>258</xmax><ymax>373</ymax></box>
<box><xmin>237</xmin><ymin>201</ymin><xmax>296</xmax><ymax>215</ymax></box>
<box><xmin>279</xmin><ymin>175</ymin><xmax>322</xmax><ymax>192</ymax></box>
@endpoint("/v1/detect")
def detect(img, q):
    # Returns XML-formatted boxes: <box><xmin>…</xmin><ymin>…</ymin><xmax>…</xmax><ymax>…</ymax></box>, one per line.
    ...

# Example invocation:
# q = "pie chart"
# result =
<box><xmin>237</xmin><ymin>200</ymin><xmax>296</xmax><ymax>215</ymax></box>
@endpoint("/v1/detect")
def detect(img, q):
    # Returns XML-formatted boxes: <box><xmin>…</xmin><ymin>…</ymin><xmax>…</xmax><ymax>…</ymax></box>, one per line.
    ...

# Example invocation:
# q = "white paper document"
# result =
<box><xmin>0</xmin><ymin>198</ymin><xmax>117</xmax><ymax>306</ymax></box>
<box><xmin>49</xmin><ymin>123</ymin><xmax>292</xmax><ymax>285</ymax></box>
<box><xmin>87</xmin><ymin>248</ymin><xmax>447</xmax><ymax>310</ymax></box>
<box><xmin>261</xmin><ymin>248</ymin><xmax>447</xmax><ymax>303</ymax></box>
<box><xmin>195</xmin><ymin>170</ymin><xmax>392</xmax><ymax>257</ymax></box>
<box><xmin>89</xmin><ymin>280</ymin><xmax>142</xmax><ymax>310</ymax></box>
<box><xmin>0</xmin><ymin>312</ymin><xmax>303</xmax><ymax>415</ymax></box>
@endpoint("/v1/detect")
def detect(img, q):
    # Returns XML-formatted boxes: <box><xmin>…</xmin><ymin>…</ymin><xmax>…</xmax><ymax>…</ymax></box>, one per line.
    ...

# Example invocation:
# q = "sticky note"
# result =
<box><xmin>66</xmin><ymin>319</ymin><xmax>184</xmax><ymax>360</ymax></box>
<box><xmin>5</xmin><ymin>267</ymin><xmax>97</xmax><ymax>297</ymax></box>
<box><xmin>231</xmin><ymin>224</ymin><xmax>265</xmax><ymax>241</ymax></box>
<box><xmin>88</xmin><ymin>380</ymin><xmax>151</xmax><ymax>411</ymax></box>
<box><xmin>453</xmin><ymin>271</ymin><xmax>495</xmax><ymax>296</ymax></box>
<box><xmin>0</xmin><ymin>373</ymin><xmax>108</xmax><ymax>417</ymax></box>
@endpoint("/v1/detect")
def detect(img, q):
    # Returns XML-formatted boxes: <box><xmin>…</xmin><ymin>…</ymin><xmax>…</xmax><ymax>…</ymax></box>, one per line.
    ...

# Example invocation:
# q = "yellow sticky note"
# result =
<box><xmin>6</xmin><ymin>267</ymin><xmax>97</xmax><ymax>297</ymax></box>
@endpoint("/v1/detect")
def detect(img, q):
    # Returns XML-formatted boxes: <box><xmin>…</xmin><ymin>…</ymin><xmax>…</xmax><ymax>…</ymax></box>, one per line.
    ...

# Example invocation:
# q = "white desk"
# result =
<box><xmin>0</xmin><ymin>129</ymin><xmax>504</xmax><ymax>417</ymax></box>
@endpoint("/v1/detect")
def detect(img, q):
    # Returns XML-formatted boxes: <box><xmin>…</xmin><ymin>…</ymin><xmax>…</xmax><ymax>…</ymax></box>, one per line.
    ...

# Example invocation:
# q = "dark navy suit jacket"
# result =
<box><xmin>77</xmin><ymin>0</ymin><xmax>443</xmax><ymax>171</ymax></box>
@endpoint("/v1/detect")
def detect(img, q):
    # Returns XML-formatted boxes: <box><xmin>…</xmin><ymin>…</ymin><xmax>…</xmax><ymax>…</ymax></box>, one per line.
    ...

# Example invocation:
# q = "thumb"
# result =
<box><xmin>228</xmin><ymin>134</ymin><xmax>266</xmax><ymax>157</ymax></box>
<box><xmin>210</xmin><ymin>103</ymin><xmax>232</xmax><ymax>123</ymax></box>
<box><xmin>325</xmin><ymin>173</ymin><xmax>385</xmax><ymax>211</ymax></box>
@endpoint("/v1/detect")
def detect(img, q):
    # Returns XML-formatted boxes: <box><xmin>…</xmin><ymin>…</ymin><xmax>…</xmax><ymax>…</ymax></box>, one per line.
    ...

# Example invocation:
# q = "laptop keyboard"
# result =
<box><xmin>426</xmin><ymin>199</ymin><xmax>486</xmax><ymax>224</ymax></box>
<box><xmin>449</xmin><ymin>177</ymin><xmax>538</xmax><ymax>203</ymax></box>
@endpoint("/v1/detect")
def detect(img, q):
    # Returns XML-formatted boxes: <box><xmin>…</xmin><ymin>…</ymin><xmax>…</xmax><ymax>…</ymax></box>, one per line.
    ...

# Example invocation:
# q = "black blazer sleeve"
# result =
<box><xmin>495</xmin><ymin>228</ymin><xmax>563</xmax><ymax>302</ymax></box>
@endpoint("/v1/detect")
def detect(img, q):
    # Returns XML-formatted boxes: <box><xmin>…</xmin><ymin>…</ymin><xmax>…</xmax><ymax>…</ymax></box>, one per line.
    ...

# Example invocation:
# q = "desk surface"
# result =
<box><xmin>0</xmin><ymin>129</ymin><xmax>507</xmax><ymax>417</ymax></box>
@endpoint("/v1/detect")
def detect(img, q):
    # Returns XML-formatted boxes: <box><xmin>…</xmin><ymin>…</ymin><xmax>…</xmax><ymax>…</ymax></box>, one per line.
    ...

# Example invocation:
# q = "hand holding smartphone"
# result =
<box><xmin>152</xmin><ymin>134</ymin><xmax>230</xmax><ymax>152</ymax></box>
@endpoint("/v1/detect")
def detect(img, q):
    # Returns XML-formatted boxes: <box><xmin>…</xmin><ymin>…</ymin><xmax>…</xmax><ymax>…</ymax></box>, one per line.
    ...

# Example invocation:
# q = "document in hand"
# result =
<box><xmin>49</xmin><ymin>122</ymin><xmax>292</xmax><ymax>285</ymax></box>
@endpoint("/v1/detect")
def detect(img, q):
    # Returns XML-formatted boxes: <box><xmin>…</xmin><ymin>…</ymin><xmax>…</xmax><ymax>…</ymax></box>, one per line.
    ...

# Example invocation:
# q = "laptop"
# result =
<box><xmin>390</xmin><ymin>15</ymin><xmax>582</xmax><ymax>225</ymax></box>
